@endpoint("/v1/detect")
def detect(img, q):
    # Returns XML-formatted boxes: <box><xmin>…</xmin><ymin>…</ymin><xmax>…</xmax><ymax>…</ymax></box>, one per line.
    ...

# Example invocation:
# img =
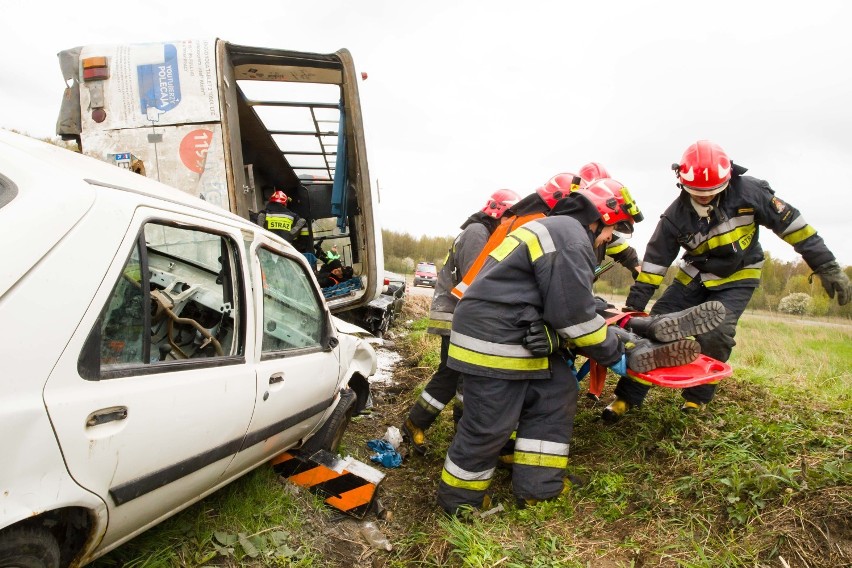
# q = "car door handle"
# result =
<box><xmin>86</xmin><ymin>406</ymin><xmax>128</xmax><ymax>427</ymax></box>
<box><xmin>269</xmin><ymin>372</ymin><xmax>285</xmax><ymax>385</ymax></box>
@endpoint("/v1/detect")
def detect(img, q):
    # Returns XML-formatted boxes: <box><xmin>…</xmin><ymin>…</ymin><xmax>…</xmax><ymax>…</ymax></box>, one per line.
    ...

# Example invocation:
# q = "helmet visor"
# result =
<box><xmin>682</xmin><ymin>181</ymin><xmax>729</xmax><ymax>197</ymax></box>
<box><xmin>613</xmin><ymin>220</ymin><xmax>633</xmax><ymax>236</ymax></box>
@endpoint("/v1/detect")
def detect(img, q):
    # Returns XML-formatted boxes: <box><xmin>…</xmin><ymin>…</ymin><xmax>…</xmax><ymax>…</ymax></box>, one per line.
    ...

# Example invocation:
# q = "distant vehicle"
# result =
<box><xmin>55</xmin><ymin>38</ymin><xmax>383</xmax><ymax>326</ymax></box>
<box><xmin>413</xmin><ymin>261</ymin><xmax>437</xmax><ymax>287</ymax></box>
<box><xmin>0</xmin><ymin>130</ymin><xmax>376</xmax><ymax>567</ymax></box>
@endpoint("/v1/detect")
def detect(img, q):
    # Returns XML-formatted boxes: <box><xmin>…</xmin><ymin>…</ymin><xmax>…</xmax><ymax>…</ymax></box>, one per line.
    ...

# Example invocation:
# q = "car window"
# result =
<box><xmin>0</xmin><ymin>173</ymin><xmax>17</xmax><ymax>209</ymax></box>
<box><xmin>416</xmin><ymin>263</ymin><xmax>436</xmax><ymax>274</ymax></box>
<box><xmin>80</xmin><ymin>222</ymin><xmax>243</xmax><ymax>379</ymax></box>
<box><xmin>258</xmin><ymin>247</ymin><xmax>325</xmax><ymax>353</ymax></box>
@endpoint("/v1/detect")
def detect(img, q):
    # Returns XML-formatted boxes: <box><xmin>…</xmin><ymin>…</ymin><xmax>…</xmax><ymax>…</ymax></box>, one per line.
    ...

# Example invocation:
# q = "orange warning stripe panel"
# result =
<box><xmin>289</xmin><ymin>464</ymin><xmax>341</xmax><ymax>486</ymax></box>
<box><xmin>271</xmin><ymin>450</ymin><xmax>381</xmax><ymax>519</ymax></box>
<box><xmin>325</xmin><ymin>482</ymin><xmax>376</xmax><ymax>512</ymax></box>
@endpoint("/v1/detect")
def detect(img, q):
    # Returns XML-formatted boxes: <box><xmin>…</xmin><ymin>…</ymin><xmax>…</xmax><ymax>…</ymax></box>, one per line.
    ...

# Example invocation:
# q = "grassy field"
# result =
<box><xmin>93</xmin><ymin>297</ymin><xmax>851</xmax><ymax>567</ymax></box>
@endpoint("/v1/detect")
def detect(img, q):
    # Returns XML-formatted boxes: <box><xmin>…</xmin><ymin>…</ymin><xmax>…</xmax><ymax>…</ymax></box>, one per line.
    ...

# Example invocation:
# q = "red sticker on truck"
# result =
<box><xmin>179</xmin><ymin>129</ymin><xmax>213</xmax><ymax>173</ymax></box>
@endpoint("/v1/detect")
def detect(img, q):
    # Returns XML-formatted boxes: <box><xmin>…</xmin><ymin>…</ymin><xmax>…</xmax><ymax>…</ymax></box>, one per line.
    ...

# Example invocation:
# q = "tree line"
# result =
<box><xmin>383</xmin><ymin>229</ymin><xmax>852</xmax><ymax>319</ymax></box>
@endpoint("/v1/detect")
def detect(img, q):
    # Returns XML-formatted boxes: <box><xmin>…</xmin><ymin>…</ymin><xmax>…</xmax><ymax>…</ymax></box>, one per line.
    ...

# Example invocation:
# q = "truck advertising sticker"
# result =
<box><xmin>138</xmin><ymin>44</ymin><xmax>182</xmax><ymax>118</ymax></box>
<box><xmin>80</xmin><ymin>40</ymin><xmax>220</xmax><ymax>130</ymax></box>
<box><xmin>179</xmin><ymin>129</ymin><xmax>214</xmax><ymax>173</ymax></box>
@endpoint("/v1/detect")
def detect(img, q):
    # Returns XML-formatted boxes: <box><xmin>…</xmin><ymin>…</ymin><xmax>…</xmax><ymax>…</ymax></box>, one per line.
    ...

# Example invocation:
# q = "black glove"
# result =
<box><xmin>812</xmin><ymin>261</ymin><xmax>851</xmax><ymax>306</ymax></box>
<box><xmin>621</xmin><ymin>306</ymin><xmax>642</xmax><ymax>313</ymax></box>
<box><xmin>523</xmin><ymin>321</ymin><xmax>559</xmax><ymax>357</ymax></box>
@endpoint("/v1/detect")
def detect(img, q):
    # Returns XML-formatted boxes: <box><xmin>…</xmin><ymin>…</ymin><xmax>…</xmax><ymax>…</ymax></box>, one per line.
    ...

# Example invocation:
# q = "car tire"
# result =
<box><xmin>0</xmin><ymin>526</ymin><xmax>61</xmax><ymax>568</ymax></box>
<box><xmin>300</xmin><ymin>388</ymin><xmax>357</xmax><ymax>455</ymax></box>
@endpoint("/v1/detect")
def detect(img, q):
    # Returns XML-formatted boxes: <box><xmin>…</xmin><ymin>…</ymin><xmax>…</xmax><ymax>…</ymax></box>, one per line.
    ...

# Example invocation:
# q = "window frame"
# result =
<box><xmin>78</xmin><ymin>218</ymin><xmax>248</xmax><ymax>380</ymax></box>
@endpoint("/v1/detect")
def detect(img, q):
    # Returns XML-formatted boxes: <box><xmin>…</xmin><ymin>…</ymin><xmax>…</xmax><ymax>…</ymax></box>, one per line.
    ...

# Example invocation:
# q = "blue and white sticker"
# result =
<box><xmin>137</xmin><ymin>44</ymin><xmax>182</xmax><ymax>120</ymax></box>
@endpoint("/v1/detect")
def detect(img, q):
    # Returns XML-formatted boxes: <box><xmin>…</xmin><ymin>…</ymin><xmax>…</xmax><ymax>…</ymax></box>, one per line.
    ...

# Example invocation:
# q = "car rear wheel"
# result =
<box><xmin>0</xmin><ymin>527</ymin><xmax>61</xmax><ymax>568</ymax></box>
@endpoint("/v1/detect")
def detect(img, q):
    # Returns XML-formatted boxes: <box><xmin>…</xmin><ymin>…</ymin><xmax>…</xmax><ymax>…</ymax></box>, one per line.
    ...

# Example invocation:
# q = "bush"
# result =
<box><xmin>778</xmin><ymin>292</ymin><xmax>811</xmax><ymax>315</ymax></box>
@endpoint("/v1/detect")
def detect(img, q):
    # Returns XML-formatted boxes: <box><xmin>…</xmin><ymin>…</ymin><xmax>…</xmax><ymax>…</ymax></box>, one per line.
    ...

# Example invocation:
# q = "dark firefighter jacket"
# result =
<box><xmin>262</xmin><ymin>202</ymin><xmax>306</xmax><ymax>246</ymax></box>
<box><xmin>450</xmin><ymin>193</ymin><xmax>640</xmax><ymax>299</ymax></box>
<box><xmin>427</xmin><ymin>212</ymin><xmax>499</xmax><ymax>336</ymax></box>
<box><xmin>447</xmin><ymin>193</ymin><xmax>624</xmax><ymax>380</ymax></box>
<box><xmin>626</xmin><ymin>165</ymin><xmax>835</xmax><ymax>311</ymax></box>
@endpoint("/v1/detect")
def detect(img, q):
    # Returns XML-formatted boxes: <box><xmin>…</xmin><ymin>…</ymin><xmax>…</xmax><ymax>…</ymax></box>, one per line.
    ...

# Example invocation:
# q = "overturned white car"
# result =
<box><xmin>0</xmin><ymin>130</ymin><xmax>376</xmax><ymax>566</ymax></box>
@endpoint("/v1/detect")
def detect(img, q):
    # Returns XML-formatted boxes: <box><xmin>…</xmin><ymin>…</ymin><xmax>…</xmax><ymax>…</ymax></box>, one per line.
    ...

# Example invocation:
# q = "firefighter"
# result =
<box><xmin>259</xmin><ymin>190</ymin><xmax>306</xmax><ymax>247</ymax></box>
<box><xmin>401</xmin><ymin>189</ymin><xmax>521</xmax><ymax>454</ymax></box>
<box><xmin>436</xmin><ymin>181</ymin><xmax>694</xmax><ymax>515</ymax></box>
<box><xmin>606</xmin><ymin>140</ymin><xmax>851</xmax><ymax>421</ymax></box>
<box><xmin>577</xmin><ymin>163</ymin><xmax>644</xmax><ymax>278</ymax></box>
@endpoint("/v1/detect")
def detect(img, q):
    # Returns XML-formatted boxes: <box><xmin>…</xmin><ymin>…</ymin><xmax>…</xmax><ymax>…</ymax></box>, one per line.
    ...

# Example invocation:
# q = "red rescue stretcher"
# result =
<box><xmin>577</xmin><ymin>311</ymin><xmax>733</xmax><ymax>399</ymax></box>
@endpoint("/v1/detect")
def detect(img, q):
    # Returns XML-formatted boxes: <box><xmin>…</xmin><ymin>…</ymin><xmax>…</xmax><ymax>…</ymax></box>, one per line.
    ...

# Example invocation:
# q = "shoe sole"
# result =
<box><xmin>649</xmin><ymin>301</ymin><xmax>726</xmax><ymax>342</ymax></box>
<box><xmin>628</xmin><ymin>339</ymin><xmax>700</xmax><ymax>373</ymax></box>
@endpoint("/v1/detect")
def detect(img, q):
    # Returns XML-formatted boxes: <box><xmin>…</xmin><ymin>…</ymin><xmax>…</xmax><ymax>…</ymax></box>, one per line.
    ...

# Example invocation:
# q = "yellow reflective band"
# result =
<box><xmin>571</xmin><ymin>325</ymin><xmax>607</xmax><ymax>348</ymax></box>
<box><xmin>490</xmin><ymin>238</ymin><xmax>520</xmax><ymax>261</ymax></box>
<box><xmin>267</xmin><ymin>216</ymin><xmax>294</xmax><ymax>231</ymax></box>
<box><xmin>441</xmin><ymin>468</ymin><xmax>491</xmax><ymax>491</ymax></box>
<box><xmin>691</xmin><ymin>223</ymin><xmax>756</xmax><ymax>255</ymax></box>
<box><xmin>513</xmin><ymin>452</ymin><xmax>569</xmax><ymax>469</ymax></box>
<box><xmin>782</xmin><ymin>225</ymin><xmax>816</xmax><ymax>245</ymax></box>
<box><xmin>675</xmin><ymin>269</ymin><xmax>693</xmax><ymax>286</ymax></box>
<box><xmin>427</xmin><ymin>319</ymin><xmax>452</xmax><ymax>330</ymax></box>
<box><xmin>511</xmin><ymin>227</ymin><xmax>545</xmax><ymax>262</ymax></box>
<box><xmin>448</xmin><ymin>344</ymin><xmax>549</xmax><ymax>371</ymax></box>
<box><xmin>626</xmin><ymin>373</ymin><xmax>653</xmax><ymax>386</ymax></box>
<box><xmin>606</xmin><ymin>241</ymin><xmax>628</xmax><ymax>255</ymax></box>
<box><xmin>637</xmin><ymin>272</ymin><xmax>664</xmax><ymax>286</ymax></box>
<box><xmin>702</xmin><ymin>268</ymin><xmax>762</xmax><ymax>288</ymax></box>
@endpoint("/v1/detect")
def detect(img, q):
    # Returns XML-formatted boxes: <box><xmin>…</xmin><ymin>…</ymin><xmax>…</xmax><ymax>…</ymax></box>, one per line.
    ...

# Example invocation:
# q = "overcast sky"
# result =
<box><xmin>3</xmin><ymin>1</ymin><xmax>850</xmax><ymax>264</ymax></box>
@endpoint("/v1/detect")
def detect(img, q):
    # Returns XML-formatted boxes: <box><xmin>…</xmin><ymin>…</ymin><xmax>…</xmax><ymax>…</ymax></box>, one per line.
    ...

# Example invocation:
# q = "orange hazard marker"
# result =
<box><xmin>271</xmin><ymin>450</ymin><xmax>385</xmax><ymax>518</ymax></box>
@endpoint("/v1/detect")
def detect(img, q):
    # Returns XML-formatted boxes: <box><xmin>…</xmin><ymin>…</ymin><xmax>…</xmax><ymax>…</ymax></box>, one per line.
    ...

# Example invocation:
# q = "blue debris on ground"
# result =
<box><xmin>366</xmin><ymin>439</ymin><xmax>402</xmax><ymax>468</ymax></box>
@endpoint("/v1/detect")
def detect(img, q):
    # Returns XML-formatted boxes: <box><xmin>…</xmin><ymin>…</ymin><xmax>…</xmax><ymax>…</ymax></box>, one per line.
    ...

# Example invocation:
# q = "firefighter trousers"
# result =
<box><xmin>437</xmin><ymin>354</ymin><xmax>577</xmax><ymax>515</ymax></box>
<box><xmin>408</xmin><ymin>336</ymin><xmax>463</xmax><ymax>430</ymax></box>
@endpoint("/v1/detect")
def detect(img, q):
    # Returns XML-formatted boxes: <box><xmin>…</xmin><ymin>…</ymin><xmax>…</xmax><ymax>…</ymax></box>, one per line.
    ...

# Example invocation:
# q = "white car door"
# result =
<box><xmin>43</xmin><ymin>213</ymin><xmax>257</xmax><ymax>551</ymax></box>
<box><xmin>221</xmin><ymin>235</ymin><xmax>341</xmax><ymax>477</ymax></box>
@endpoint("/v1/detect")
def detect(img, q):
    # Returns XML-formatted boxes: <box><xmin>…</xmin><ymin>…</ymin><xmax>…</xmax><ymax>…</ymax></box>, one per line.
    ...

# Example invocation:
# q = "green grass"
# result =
<box><xmin>92</xmin><ymin>467</ymin><xmax>325</xmax><ymax>567</ymax></box>
<box><xmin>90</xmin><ymin>304</ymin><xmax>851</xmax><ymax>567</ymax></box>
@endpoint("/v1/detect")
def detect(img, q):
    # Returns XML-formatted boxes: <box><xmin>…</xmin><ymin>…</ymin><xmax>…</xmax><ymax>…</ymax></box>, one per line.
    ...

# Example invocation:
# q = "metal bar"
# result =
<box><xmin>281</xmin><ymin>151</ymin><xmax>337</xmax><ymax>156</ymax></box>
<box><xmin>246</xmin><ymin>100</ymin><xmax>338</xmax><ymax>109</ymax></box>
<box><xmin>268</xmin><ymin>130</ymin><xmax>338</xmax><ymax>136</ymax></box>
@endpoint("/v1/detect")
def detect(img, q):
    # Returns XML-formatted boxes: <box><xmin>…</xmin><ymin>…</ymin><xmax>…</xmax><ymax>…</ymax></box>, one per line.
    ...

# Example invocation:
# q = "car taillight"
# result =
<box><xmin>383</xmin><ymin>278</ymin><xmax>390</xmax><ymax>285</ymax></box>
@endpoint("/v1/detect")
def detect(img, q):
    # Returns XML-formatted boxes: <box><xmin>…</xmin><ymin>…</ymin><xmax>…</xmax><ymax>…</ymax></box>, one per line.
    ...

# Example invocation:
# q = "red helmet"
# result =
<box><xmin>578</xmin><ymin>178</ymin><xmax>641</xmax><ymax>234</ymax></box>
<box><xmin>675</xmin><ymin>140</ymin><xmax>731</xmax><ymax>196</ymax></box>
<box><xmin>482</xmin><ymin>188</ymin><xmax>521</xmax><ymax>219</ymax></box>
<box><xmin>578</xmin><ymin>162</ymin><xmax>611</xmax><ymax>185</ymax></box>
<box><xmin>269</xmin><ymin>190</ymin><xmax>289</xmax><ymax>204</ymax></box>
<box><xmin>537</xmin><ymin>173</ymin><xmax>583</xmax><ymax>209</ymax></box>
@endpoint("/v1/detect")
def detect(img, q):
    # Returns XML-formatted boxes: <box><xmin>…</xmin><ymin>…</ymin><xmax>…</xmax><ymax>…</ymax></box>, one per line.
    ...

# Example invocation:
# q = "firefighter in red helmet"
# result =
<box><xmin>401</xmin><ymin>188</ymin><xmax>521</xmax><ymax>454</ymax></box>
<box><xmin>436</xmin><ymin>182</ymin><xmax>707</xmax><ymax>515</ymax></box>
<box><xmin>259</xmin><ymin>189</ymin><xmax>308</xmax><ymax>250</ymax></box>
<box><xmin>606</xmin><ymin>140</ymin><xmax>851</xmax><ymax>421</ymax></box>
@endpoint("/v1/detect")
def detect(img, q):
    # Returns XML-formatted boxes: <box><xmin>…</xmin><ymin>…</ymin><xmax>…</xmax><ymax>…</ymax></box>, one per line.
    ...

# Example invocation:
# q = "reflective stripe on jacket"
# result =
<box><xmin>447</xmin><ymin>217</ymin><xmax>623</xmax><ymax>380</ymax></box>
<box><xmin>427</xmin><ymin>219</ymin><xmax>494</xmax><ymax>336</ymax></box>
<box><xmin>627</xmin><ymin>173</ymin><xmax>835</xmax><ymax>310</ymax></box>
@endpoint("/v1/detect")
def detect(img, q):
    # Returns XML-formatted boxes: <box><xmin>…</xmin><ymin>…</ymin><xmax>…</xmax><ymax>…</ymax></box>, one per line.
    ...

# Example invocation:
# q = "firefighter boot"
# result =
<box><xmin>401</xmin><ymin>418</ymin><xmax>427</xmax><ymax>455</ymax></box>
<box><xmin>601</xmin><ymin>397</ymin><xmax>631</xmax><ymax>423</ymax></box>
<box><xmin>611</xmin><ymin>328</ymin><xmax>701</xmax><ymax>373</ymax></box>
<box><xmin>681</xmin><ymin>401</ymin><xmax>702</xmax><ymax>413</ymax></box>
<box><xmin>626</xmin><ymin>301</ymin><xmax>726</xmax><ymax>343</ymax></box>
